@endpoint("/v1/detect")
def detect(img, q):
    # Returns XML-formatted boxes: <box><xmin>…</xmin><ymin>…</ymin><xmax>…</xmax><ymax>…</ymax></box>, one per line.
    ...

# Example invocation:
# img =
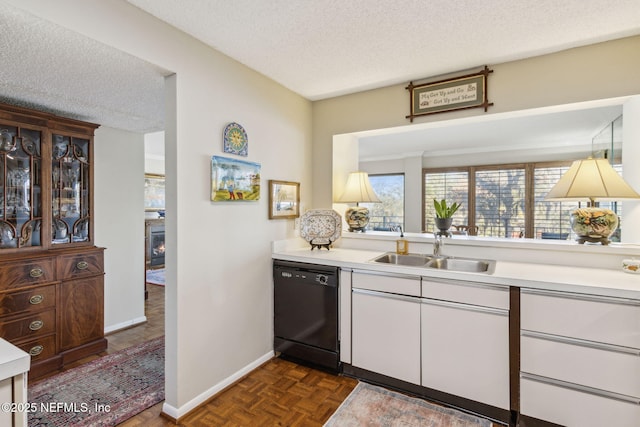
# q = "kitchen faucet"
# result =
<box><xmin>390</xmin><ymin>225</ymin><xmax>403</xmax><ymax>236</ymax></box>
<box><xmin>433</xmin><ymin>233</ymin><xmax>443</xmax><ymax>257</ymax></box>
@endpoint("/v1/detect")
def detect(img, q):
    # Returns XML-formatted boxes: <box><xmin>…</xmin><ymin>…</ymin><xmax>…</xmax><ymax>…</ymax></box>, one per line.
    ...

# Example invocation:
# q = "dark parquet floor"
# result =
<box><xmin>117</xmin><ymin>284</ymin><xmax>358</xmax><ymax>426</ymax></box>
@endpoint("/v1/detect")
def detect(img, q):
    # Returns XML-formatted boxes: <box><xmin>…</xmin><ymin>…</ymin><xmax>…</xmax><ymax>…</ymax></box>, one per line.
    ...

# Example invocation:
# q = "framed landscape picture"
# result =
<box><xmin>144</xmin><ymin>174</ymin><xmax>165</xmax><ymax>211</ymax></box>
<box><xmin>211</xmin><ymin>156</ymin><xmax>261</xmax><ymax>202</ymax></box>
<box><xmin>268</xmin><ymin>180</ymin><xmax>300</xmax><ymax>219</ymax></box>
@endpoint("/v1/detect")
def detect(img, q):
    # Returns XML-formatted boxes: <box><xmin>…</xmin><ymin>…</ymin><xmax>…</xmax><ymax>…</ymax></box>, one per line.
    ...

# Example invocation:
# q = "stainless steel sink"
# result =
<box><xmin>372</xmin><ymin>252</ymin><xmax>432</xmax><ymax>267</ymax></box>
<box><xmin>426</xmin><ymin>257</ymin><xmax>495</xmax><ymax>273</ymax></box>
<box><xmin>372</xmin><ymin>252</ymin><xmax>495</xmax><ymax>274</ymax></box>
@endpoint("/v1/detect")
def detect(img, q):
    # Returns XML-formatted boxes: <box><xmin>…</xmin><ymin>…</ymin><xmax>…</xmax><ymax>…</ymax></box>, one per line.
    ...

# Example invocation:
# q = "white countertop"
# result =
<box><xmin>0</xmin><ymin>339</ymin><xmax>30</xmax><ymax>380</ymax></box>
<box><xmin>272</xmin><ymin>246</ymin><xmax>640</xmax><ymax>300</ymax></box>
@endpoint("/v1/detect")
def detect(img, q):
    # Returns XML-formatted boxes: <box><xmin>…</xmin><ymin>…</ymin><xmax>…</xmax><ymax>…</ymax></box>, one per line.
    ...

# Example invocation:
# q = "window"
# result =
<box><xmin>533</xmin><ymin>165</ymin><xmax>577</xmax><ymax>239</ymax></box>
<box><xmin>361</xmin><ymin>174</ymin><xmax>404</xmax><ymax>231</ymax></box>
<box><xmin>424</xmin><ymin>170</ymin><xmax>468</xmax><ymax>233</ymax></box>
<box><xmin>475</xmin><ymin>167</ymin><xmax>525</xmax><ymax>238</ymax></box>
<box><xmin>424</xmin><ymin>161</ymin><xmax>625</xmax><ymax>240</ymax></box>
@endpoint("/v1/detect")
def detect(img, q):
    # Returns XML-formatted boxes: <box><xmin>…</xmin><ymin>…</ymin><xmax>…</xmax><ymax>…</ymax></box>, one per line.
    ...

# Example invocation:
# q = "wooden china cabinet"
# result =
<box><xmin>0</xmin><ymin>102</ymin><xmax>106</xmax><ymax>379</ymax></box>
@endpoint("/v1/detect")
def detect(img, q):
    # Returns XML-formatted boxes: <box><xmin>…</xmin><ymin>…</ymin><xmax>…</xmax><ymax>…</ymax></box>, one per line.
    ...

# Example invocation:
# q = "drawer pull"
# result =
<box><xmin>30</xmin><ymin>267</ymin><xmax>44</xmax><ymax>278</ymax></box>
<box><xmin>29</xmin><ymin>320</ymin><xmax>44</xmax><ymax>331</ymax></box>
<box><xmin>76</xmin><ymin>261</ymin><xmax>89</xmax><ymax>270</ymax></box>
<box><xmin>29</xmin><ymin>294</ymin><xmax>44</xmax><ymax>305</ymax></box>
<box><xmin>29</xmin><ymin>345</ymin><xmax>44</xmax><ymax>356</ymax></box>
<box><xmin>521</xmin><ymin>372</ymin><xmax>640</xmax><ymax>405</ymax></box>
<box><xmin>522</xmin><ymin>330</ymin><xmax>640</xmax><ymax>356</ymax></box>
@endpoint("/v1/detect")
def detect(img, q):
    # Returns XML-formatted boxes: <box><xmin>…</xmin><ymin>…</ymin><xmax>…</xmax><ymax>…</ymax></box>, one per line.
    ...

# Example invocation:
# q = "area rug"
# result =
<box><xmin>324</xmin><ymin>382</ymin><xmax>491</xmax><ymax>427</ymax></box>
<box><xmin>145</xmin><ymin>268</ymin><xmax>165</xmax><ymax>286</ymax></box>
<box><xmin>28</xmin><ymin>336</ymin><xmax>164</xmax><ymax>427</ymax></box>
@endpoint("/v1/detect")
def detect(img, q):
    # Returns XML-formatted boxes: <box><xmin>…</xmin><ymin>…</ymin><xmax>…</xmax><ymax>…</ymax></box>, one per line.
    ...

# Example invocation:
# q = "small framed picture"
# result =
<box><xmin>144</xmin><ymin>174</ymin><xmax>165</xmax><ymax>211</ymax></box>
<box><xmin>269</xmin><ymin>180</ymin><xmax>300</xmax><ymax>219</ymax></box>
<box><xmin>211</xmin><ymin>156</ymin><xmax>261</xmax><ymax>202</ymax></box>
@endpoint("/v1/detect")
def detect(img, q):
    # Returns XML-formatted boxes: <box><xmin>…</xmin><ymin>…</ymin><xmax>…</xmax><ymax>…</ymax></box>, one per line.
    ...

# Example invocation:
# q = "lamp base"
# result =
<box><xmin>570</xmin><ymin>207</ymin><xmax>619</xmax><ymax>245</ymax></box>
<box><xmin>345</xmin><ymin>207</ymin><xmax>370</xmax><ymax>232</ymax></box>
<box><xmin>576</xmin><ymin>235</ymin><xmax>612</xmax><ymax>245</ymax></box>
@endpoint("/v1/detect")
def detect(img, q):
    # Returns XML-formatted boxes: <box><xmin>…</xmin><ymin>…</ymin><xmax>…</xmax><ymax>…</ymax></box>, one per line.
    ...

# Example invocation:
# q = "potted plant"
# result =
<box><xmin>433</xmin><ymin>199</ymin><xmax>461</xmax><ymax>232</ymax></box>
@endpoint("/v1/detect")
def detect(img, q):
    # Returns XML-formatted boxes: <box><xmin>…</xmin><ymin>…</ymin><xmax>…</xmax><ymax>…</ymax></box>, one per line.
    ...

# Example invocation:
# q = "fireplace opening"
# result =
<box><xmin>149</xmin><ymin>225</ymin><xmax>165</xmax><ymax>267</ymax></box>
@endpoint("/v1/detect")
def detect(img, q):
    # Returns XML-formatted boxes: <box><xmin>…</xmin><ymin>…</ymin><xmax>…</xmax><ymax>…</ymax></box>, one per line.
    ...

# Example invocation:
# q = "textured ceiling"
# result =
<box><xmin>127</xmin><ymin>0</ymin><xmax>640</xmax><ymax>100</ymax></box>
<box><xmin>0</xmin><ymin>2</ymin><xmax>170</xmax><ymax>134</ymax></box>
<box><xmin>1</xmin><ymin>0</ymin><xmax>639</xmax><ymax>137</ymax></box>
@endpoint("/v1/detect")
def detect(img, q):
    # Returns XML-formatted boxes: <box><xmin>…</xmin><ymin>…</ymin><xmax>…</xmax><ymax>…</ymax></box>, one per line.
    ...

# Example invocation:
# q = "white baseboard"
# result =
<box><xmin>104</xmin><ymin>316</ymin><xmax>147</xmax><ymax>334</ymax></box>
<box><xmin>161</xmin><ymin>350</ymin><xmax>275</xmax><ymax>420</ymax></box>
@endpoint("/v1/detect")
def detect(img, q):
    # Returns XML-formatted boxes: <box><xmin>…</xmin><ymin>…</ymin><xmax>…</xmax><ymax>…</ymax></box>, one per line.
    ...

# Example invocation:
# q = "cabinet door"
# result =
<box><xmin>51</xmin><ymin>134</ymin><xmax>91</xmax><ymax>245</ymax></box>
<box><xmin>352</xmin><ymin>289</ymin><xmax>421</xmax><ymax>384</ymax></box>
<box><xmin>421</xmin><ymin>298</ymin><xmax>510</xmax><ymax>409</ymax></box>
<box><xmin>60</xmin><ymin>275</ymin><xmax>103</xmax><ymax>350</ymax></box>
<box><xmin>0</xmin><ymin>126</ymin><xmax>43</xmax><ymax>249</ymax></box>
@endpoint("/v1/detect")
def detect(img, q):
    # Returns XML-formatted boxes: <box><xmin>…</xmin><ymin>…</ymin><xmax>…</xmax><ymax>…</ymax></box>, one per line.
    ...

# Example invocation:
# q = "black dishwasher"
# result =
<box><xmin>273</xmin><ymin>260</ymin><xmax>340</xmax><ymax>372</ymax></box>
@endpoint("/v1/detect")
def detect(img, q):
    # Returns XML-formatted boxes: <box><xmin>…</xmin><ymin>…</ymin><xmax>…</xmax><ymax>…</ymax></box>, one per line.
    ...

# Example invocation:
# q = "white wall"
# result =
<box><xmin>93</xmin><ymin>126</ymin><xmax>146</xmax><ymax>331</ymax></box>
<box><xmin>623</xmin><ymin>97</ymin><xmax>640</xmax><ymax>242</ymax></box>
<box><xmin>314</xmin><ymin>36</ymin><xmax>640</xmax><ymax>208</ymax></box>
<box><xmin>9</xmin><ymin>0</ymin><xmax>313</xmax><ymax>417</ymax></box>
<box><xmin>145</xmin><ymin>131</ymin><xmax>165</xmax><ymax>175</ymax></box>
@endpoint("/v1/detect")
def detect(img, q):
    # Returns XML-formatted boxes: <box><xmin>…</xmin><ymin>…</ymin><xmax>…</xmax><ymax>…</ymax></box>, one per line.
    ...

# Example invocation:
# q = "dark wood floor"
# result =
<box><xmin>117</xmin><ymin>284</ymin><xmax>359</xmax><ymax>427</ymax></box>
<box><xmin>34</xmin><ymin>283</ymin><xmax>500</xmax><ymax>426</ymax></box>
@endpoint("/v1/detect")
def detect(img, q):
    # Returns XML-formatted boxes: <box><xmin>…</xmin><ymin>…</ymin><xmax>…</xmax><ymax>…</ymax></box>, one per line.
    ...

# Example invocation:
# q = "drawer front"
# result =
<box><xmin>0</xmin><ymin>259</ymin><xmax>56</xmax><ymax>290</ymax></box>
<box><xmin>15</xmin><ymin>335</ymin><xmax>57</xmax><ymax>362</ymax></box>
<box><xmin>0</xmin><ymin>285</ymin><xmax>56</xmax><ymax>317</ymax></box>
<box><xmin>352</xmin><ymin>271</ymin><xmax>420</xmax><ymax>296</ymax></box>
<box><xmin>522</xmin><ymin>333</ymin><xmax>640</xmax><ymax>398</ymax></box>
<box><xmin>57</xmin><ymin>251</ymin><xmax>104</xmax><ymax>280</ymax></box>
<box><xmin>0</xmin><ymin>309</ymin><xmax>56</xmax><ymax>341</ymax></box>
<box><xmin>521</xmin><ymin>290</ymin><xmax>640</xmax><ymax>348</ymax></box>
<box><xmin>421</xmin><ymin>278</ymin><xmax>509</xmax><ymax>310</ymax></box>
<box><xmin>521</xmin><ymin>376</ymin><xmax>640</xmax><ymax>427</ymax></box>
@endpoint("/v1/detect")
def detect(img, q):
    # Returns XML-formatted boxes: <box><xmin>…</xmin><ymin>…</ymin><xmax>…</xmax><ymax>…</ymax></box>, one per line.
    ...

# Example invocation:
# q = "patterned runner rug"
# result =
<box><xmin>28</xmin><ymin>336</ymin><xmax>164</xmax><ymax>427</ymax></box>
<box><xmin>324</xmin><ymin>382</ymin><xmax>492</xmax><ymax>427</ymax></box>
<box><xmin>145</xmin><ymin>268</ymin><xmax>165</xmax><ymax>286</ymax></box>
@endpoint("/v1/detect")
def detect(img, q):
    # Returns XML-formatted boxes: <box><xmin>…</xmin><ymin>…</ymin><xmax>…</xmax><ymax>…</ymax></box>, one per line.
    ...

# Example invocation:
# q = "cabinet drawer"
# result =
<box><xmin>521</xmin><ymin>289</ymin><xmax>640</xmax><ymax>348</ymax></box>
<box><xmin>421</xmin><ymin>278</ymin><xmax>509</xmax><ymax>310</ymax></box>
<box><xmin>521</xmin><ymin>376</ymin><xmax>640</xmax><ymax>427</ymax></box>
<box><xmin>0</xmin><ymin>309</ymin><xmax>56</xmax><ymax>341</ymax></box>
<box><xmin>57</xmin><ymin>251</ymin><xmax>104</xmax><ymax>279</ymax></box>
<box><xmin>0</xmin><ymin>285</ymin><xmax>56</xmax><ymax>317</ymax></box>
<box><xmin>15</xmin><ymin>335</ymin><xmax>57</xmax><ymax>362</ymax></box>
<box><xmin>0</xmin><ymin>259</ymin><xmax>56</xmax><ymax>290</ymax></box>
<box><xmin>522</xmin><ymin>332</ymin><xmax>640</xmax><ymax>398</ymax></box>
<box><xmin>352</xmin><ymin>271</ymin><xmax>420</xmax><ymax>296</ymax></box>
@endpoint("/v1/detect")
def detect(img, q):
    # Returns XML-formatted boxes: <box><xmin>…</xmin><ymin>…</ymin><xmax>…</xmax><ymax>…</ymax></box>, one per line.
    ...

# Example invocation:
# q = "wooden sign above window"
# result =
<box><xmin>405</xmin><ymin>66</ymin><xmax>494</xmax><ymax>122</ymax></box>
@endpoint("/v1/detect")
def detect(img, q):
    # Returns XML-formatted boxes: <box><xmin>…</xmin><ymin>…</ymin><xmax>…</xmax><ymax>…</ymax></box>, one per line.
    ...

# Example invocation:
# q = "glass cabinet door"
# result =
<box><xmin>0</xmin><ymin>126</ymin><xmax>42</xmax><ymax>249</ymax></box>
<box><xmin>52</xmin><ymin>134</ymin><xmax>90</xmax><ymax>245</ymax></box>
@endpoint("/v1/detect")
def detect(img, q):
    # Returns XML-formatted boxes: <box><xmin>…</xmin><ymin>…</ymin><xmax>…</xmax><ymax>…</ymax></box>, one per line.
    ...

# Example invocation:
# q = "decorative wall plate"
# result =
<box><xmin>223</xmin><ymin>122</ymin><xmax>248</xmax><ymax>156</ymax></box>
<box><xmin>299</xmin><ymin>209</ymin><xmax>342</xmax><ymax>250</ymax></box>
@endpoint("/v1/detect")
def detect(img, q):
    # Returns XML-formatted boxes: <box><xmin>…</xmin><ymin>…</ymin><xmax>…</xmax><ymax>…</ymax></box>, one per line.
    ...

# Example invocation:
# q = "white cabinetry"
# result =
<box><xmin>521</xmin><ymin>289</ymin><xmax>640</xmax><ymax>427</ymax></box>
<box><xmin>421</xmin><ymin>278</ymin><xmax>510</xmax><ymax>409</ymax></box>
<box><xmin>0</xmin><ymin>339</ymin><xmax>30</xmax><ymax>427</ymax></box>
<box><xmin>351</xmin><ymin>271</ymin><xmax>421</xmax><ymax>384</ymax></box>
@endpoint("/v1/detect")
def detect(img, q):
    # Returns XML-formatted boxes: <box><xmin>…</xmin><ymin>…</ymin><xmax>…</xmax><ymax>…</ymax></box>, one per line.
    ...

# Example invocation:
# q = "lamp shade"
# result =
<box><xmin>545</xmin><ymin>157</ymin><xmax>640</xmax><ymax>245</ymax></box>
<box><xmin>337</xmin><ymin>171</ymin><xmax>381</xmax><ymax>203</ymax></box>
<box><xmin>545</xmin><ymin>158</ymin><xmax>640</xmax><ymax>203</ymax></box>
